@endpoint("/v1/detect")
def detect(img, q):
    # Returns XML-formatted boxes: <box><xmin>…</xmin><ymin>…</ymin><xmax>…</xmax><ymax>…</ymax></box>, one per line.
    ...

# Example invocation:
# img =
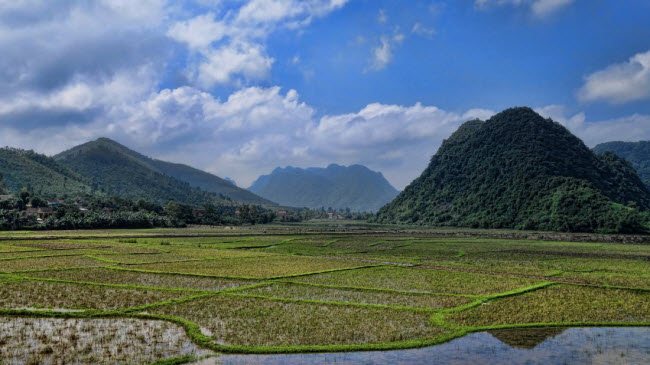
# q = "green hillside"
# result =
<box><xmin>593</xmin><ymin>141</ymin><xmax>650</xmax><ymax>190</ymax></box>
<box><xmin>149</xmin><ymin>160</ymin><xmax>273</xmax><ymax>205</ymax></box>
<box><xmin>0</xmin><ymin>148</ymin><xmax>91</xmax><ymax>198</ymax></box>
<box><xmin>55</xmin><ymin>138</ymin><xmax>272</xmax><ymax>206</ymax></box>
<box><xmin>249</xmin><ymin>164</ymin><xmax>399</xmax><ymax>212</ymax></box>
<box><xmin>53</xmin><ymin>139</ymin><xmax>221</xmax><ymax>206</ymax></box>
<box><xmin>375</xmin><ymin>107</ymin><xmax>650</xmax><ymax>233</ymax></box>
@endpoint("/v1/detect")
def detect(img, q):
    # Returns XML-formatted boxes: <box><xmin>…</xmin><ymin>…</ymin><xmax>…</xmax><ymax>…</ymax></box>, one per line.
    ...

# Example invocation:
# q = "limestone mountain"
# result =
<box><xmin>249</xmin><ymin>164</ymin><xmax>399</xmax><ymax>212</ymax></box>
<box><xmin>375</xmin><ymin>107</ymin><xmax>650</xmax><ymax>233</ymax></box>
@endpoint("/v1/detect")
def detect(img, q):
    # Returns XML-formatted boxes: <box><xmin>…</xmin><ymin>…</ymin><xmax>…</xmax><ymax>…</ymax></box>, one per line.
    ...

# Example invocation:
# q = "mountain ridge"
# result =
<box><xmin>53</xmin><ymin>138</ymin><xmax>273</xmax><ymax>206</ymax></box>
<box><xmin>249</xmin><ymin>163</ymin><xmax>399</xmax><ymax>212</ymax></box>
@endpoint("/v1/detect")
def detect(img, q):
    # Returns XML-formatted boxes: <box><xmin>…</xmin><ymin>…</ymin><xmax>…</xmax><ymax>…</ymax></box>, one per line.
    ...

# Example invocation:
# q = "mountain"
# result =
<box><xmin>54</xmin><ymin>138</ymin><xmax>271</xmax><ymax>206</ymax></box>
<box><xmin>249</xmin><ymin>164</ymin><xmax>399</xmax><ymax>212</ymax></box>
<box><xmin>0</xmin><ymin>148</ymin><xmax>91</xmax><ymax>198</ymax></box>
<box><xmin>593</xmin><ymin>141</ymin><xmax>650</xmax><ymax>190</ymax></box>
<box><xmin>375</xmin><ymin>107</ymin><xmax>650</xmax><ymax>233</ymax></box>
<box><xmin>146</xmin><ymin>160</ymin><xmax>272</xmax><ymax>205</ymax></box>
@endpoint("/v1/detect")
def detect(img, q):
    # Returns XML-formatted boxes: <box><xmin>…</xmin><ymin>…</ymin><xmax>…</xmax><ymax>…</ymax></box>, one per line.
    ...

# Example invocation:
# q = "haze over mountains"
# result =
<box><xmin>375</xmin><ymin>107</ymin><xmax>650</xmax><ymax>233</ymax></box>
<box><xmin>249</xmin><ymin>164</ymin><xmax>399</xmax><ymax>212</ymax></box>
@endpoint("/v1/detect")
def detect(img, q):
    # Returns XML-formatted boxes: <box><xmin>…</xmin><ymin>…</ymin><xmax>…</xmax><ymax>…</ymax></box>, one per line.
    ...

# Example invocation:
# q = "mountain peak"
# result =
<box><xmin>376</xmin><ymin>107</ymin><xmax>650</xmax><ymax>233</ymax></box>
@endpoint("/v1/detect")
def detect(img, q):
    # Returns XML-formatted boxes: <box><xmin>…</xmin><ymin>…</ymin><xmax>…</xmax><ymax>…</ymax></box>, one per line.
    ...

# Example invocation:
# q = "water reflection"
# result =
<box><xmin>194</xmin><ymin>327</ymin><xmax>650</xmax><ymax>364</ymax></box>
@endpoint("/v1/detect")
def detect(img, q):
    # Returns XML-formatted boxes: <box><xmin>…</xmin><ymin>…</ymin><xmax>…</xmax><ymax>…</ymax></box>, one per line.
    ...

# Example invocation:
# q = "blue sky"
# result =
<box><xmin>1</xmin><ymin>0</ymin><xmax>649</xmax><ymax>189</ymax></box>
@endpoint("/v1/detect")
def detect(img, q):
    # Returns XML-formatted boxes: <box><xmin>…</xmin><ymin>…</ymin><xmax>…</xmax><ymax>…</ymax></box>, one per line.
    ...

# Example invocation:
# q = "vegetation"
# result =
<box><xmin>375</xmin><ymin>107</ymin><xmax>650</xmax><ymax>233</ymax></box>
<box><xmin>249</xmin><ymin>164</ymin><xmax>399</xmax><ymax>212</ymax></box>
<box><xmin>0</xmin><ymin>224</ymin><xmax>648</xmax><ymax>363</ymax></box>
<box><xmin>593</xmin><ymin>140</ymin><xmax>650</xmax><ymax>190</ymax></box>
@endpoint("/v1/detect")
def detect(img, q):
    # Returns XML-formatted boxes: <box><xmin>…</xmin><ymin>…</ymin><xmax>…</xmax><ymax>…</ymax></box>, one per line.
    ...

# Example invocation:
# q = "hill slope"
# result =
<box><xmin>593</xmin><ymin>141</ymin><xmax>650</xmax><ymax>190</ymax></box>
<box><xmin>147</xmin><ymin>160</ymin><xmax>272</xmax><ymax>205</ymax></box>
<box><xmin>53</xmin><ymin>139</ymin><xmax>214</xmax><ymax>206</ymax></box>
<box><xmin>0</xmin><ymin>148</ymin><xmax>90</xmax><ymax>198</ymax></box>
<box><xmin>249</xmin><ymin>164</ymin><xmax>399</xmax><ymax>212</ymax></box>
<box><xmin>55</xmin><ymin>138</ymin><xmax>272</xmax><ymax>206</ymax></box>
<box><xmin>375</xmin><ymin>107</ymin><xmax>650</xmax><ymax>233</ymax></box>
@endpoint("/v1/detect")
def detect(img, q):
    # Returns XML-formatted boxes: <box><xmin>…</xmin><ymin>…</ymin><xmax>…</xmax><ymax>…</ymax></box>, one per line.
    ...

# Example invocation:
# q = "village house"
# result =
<box><xmin>23</xmin><ymin>207</ymin><xmax>54</xmax><ymax>220</ymax></box>
<box><xmin>276</xmin><ymin>210</ymin><xmax>288</xmax><ymax>218</ymax></box>
<box><xmin>0</xmin><ymin>194</ymin><xmax>14</xmax><ymax>202</ymax></box>
<box><xmin>192</xmin><ymin>209</ymin><xmax>206</xmax><ymax>219</ymax></box>
<box><xmin>47</xmin><ymin>199</ymin><xmax>65</xmax><ymax>207</ymax></box>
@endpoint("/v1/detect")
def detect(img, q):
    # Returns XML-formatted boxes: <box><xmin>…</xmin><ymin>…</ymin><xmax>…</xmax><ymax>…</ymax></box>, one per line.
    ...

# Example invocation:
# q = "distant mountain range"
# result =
<box><xmin>375</xmin><ymin>107</ymin><xmax>650</xmax><ymax>233</ymax></box>
<box><xmin>52</xmin><ymin>138</ymin><xmax>272</xmax><ymax>206</ymax></box>
<box><xmin>249</xmin><ymin>164</ymin><xmax>399</xmax><ymax>212</ymax></box>
<box><xmin>593</xmin><ymin>141</ymin><xmax>650</xmax><ymax>190</ymax></box>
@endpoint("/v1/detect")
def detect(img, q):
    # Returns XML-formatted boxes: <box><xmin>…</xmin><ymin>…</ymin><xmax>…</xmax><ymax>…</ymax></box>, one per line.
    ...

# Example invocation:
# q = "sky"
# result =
<box><xmin>1</xmin><ymin>0</ymin><xmax>650</xmax><ymax>189</ymax></box>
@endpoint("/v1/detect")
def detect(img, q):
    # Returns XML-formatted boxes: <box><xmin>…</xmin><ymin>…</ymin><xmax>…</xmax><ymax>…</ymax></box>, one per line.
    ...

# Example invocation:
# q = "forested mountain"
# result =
<box><xmin>0</xmin><ymin>148</ymin><xmax>91</xmax><ymax>198</ymax></box>
<box><xmin>593</xmin><ymin>141</ymin><xmax>650</xmax><ymax>190</ymax></box>
<box><xmin>53</xmin><ymin>138</ymin><xmax>229</xmax><ymax>206</ymax></box>
<box><xmin>249</xmin><ymin>164</ymin><xmax>399</xmax><ymax>212</ymax></box>
<box><xmin>375</xmin><ymin>107</ymin><xmax>650</xmax><ymax>233</ymax></box>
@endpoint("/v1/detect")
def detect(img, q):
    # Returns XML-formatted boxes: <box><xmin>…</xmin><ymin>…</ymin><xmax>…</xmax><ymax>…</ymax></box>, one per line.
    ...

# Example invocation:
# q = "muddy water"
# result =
<box><xmin>195</xmin><ymin>327</ymin><xmax>650</xmax><ymax>364</ymax></box>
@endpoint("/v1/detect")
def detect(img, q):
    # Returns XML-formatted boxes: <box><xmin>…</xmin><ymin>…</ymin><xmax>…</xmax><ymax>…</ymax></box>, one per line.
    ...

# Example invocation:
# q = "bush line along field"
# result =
<box><xmin>0</xmin><ymin>226</ymin><xmax>649</xmax><ymax>364</ymax></box>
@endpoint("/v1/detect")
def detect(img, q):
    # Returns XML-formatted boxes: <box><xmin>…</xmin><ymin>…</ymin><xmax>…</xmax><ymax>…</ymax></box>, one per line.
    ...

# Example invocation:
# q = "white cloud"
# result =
<box><xmin>166</xmin><ymin>12</ymin><xmax>227</xmax><ymax>49</ymax></box>
<box><xmin>378</xmin><ymin>9</ymin><xmax>387</xmax><ymax>23</ymax></box>
<box><xmin>531</xmin><ymin>0</ymin><xmax>573</xmax><ymax>18</ymax></box>
<box><xmin>578</xmin><ymin>50</ymin><xmax>650</xmax><ymax>104</ymax></box>
<box><xmin>411</xmin><ymin>23</ymin><xmax>435</xmax><ymax>37</ymax></box>
<box><xmin>475</xmin><ymin>0</ymin><xmax>574</xmax><ymax>18</ymax></box>
<box><xmin>369</xmin><ymin>37</ymin><xmax>393</xmax><ymax>71</ymax></box>
<box><xmin>193</xmin><ymin>42</ymin><xmax>274</xmax><ymax>87</ymax></box>
<box><xmin>535</xmin><ymin>104</ymin><xmax>650</xmax><ymax>147</ymax></box>
<box><xmin>165</xmin><ymin>0</ymin><xmax>349</xmax><ymax>88</ymax></box>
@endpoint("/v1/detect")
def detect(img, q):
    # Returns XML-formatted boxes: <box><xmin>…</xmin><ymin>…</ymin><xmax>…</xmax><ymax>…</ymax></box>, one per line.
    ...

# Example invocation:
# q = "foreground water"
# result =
<box><xmin>194</xmin><ymin>327</ymin><xmax>650</xmax><ymax>364</ymax></box>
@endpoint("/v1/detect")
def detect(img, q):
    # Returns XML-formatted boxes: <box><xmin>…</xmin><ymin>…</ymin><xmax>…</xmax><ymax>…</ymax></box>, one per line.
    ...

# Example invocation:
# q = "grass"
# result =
<box><xmin>291</xmin><ymin>266</ymin><xmax>544</xmax><ymax>295</ymax></box>
<box><xmin>23</xmin><ymin>267</ymin><xmax>258</xmax><ymax>291</ymax></box>
<box><xmin>447</xmin><ymin>284</ymin><xmax>650</xmax><ymax>327</ymax></box>
<box><xmin>0</xmin><ymin>280</ymin><xmax>195</xmax><ymax>310</ymax></box>
<box><xmin>131</xmin><ymin>256</ymin><xmax>371</xmax><ymax>279</ymax></box>
<box><xmin>0</xmin><ymin>224</ymin><xmax>648</xmax><ymax>363</ymax></box>
<box><xmin>150</xmin><ymin>294</ymin><xmax>447</xmax><ymax>346</ymax></box>
<box><xmin>239</xmin><ymin>282</ymin><xmax>474</xmax><ymax>309</ymax></box>
<box><xmin>0</xmin><ymin>255</ymin><xmax>107</xmax><ymax>272</ymax></box>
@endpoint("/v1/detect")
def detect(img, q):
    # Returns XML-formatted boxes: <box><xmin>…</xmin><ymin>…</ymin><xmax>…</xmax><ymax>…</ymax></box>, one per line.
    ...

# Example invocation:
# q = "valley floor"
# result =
<box><xmin>0</xmin><ymin>223</ymin><xmax>649</xmax><ymax>364</ymax></box>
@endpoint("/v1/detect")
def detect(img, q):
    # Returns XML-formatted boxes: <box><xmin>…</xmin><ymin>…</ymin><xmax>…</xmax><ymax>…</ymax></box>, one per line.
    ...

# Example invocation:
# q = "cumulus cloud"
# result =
<box><xmin>167</xmin><ymin>0</ymin><xmax>349</xmax><ymax>88</ymax></box>
<box><xmin>535</xmin><ymin>105</ymin><xmax>650</xmax><ymax>147</ymax></box>
<box><xmin>578</xmin><ymin>50</ymin><xmax>650</xmax><ymax>104</ymax></box>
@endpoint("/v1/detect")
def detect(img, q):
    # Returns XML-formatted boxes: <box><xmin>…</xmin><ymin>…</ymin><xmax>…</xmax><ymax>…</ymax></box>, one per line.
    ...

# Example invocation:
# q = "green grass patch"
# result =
<box><xmin>292</xmin><ymin>266</ymin><xmax>545</xmax><ymax>295</ymax></box>
<box><xmin>447</xmin><ymin>284</ymin><xmax>650</xmax><ymax>327</ymax></box>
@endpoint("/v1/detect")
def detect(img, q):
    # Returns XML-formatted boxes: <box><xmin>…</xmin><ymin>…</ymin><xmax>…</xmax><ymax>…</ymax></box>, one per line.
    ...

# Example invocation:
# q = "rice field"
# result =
<box><xmin>0</xmin><ymin>224</ymin><xmax>648</xmax><ymax>364</ymax></box>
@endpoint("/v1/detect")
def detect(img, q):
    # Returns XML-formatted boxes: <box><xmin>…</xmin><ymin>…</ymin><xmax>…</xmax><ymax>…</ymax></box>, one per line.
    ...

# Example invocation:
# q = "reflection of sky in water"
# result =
<box><xmin>194</xmin><ymin>327</ymin><xmax>650</xmax><ymax>365</ymax></box>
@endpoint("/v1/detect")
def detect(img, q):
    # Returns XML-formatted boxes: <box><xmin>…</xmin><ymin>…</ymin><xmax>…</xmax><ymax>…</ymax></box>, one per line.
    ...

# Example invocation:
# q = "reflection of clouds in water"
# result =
<box><xmin>197</xmin><ymin>327</ymin><xmax>650</xmax><ymax>365</ymax></box>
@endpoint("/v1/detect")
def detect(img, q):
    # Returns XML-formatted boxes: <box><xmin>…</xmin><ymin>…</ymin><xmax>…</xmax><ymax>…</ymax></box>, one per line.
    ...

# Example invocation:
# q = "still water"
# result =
<box><xmin>194</xmin><ymin>327</ymin><xmax>650</xmax><ymax>364</ymax></box>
